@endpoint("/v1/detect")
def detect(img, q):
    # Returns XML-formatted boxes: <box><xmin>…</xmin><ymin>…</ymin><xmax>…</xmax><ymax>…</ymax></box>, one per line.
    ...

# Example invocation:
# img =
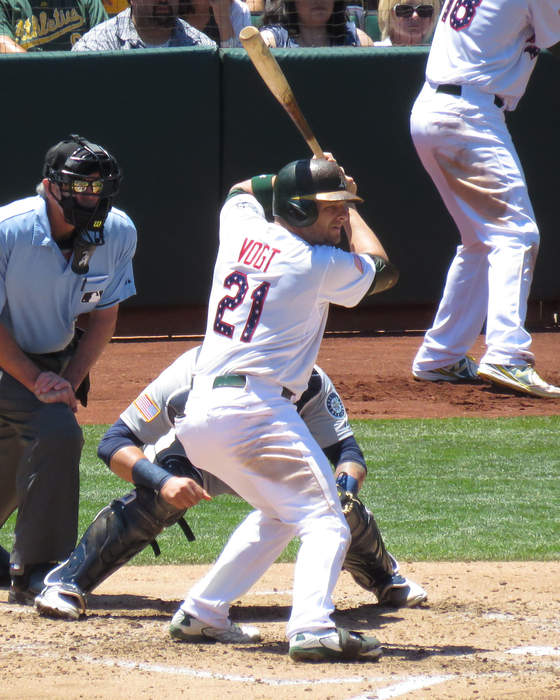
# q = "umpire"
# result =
<box><xmin>0</xmin><ymin>134</ymin><xmax>137</xmax><ymax>604</ymax></box>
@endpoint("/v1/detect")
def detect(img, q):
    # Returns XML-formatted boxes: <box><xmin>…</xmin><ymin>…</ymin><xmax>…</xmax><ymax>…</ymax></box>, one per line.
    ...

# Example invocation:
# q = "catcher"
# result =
<box><xmin>34</xmin><ymin>346</ymin><xmax>426</xmax><ymax>620</ymax></box>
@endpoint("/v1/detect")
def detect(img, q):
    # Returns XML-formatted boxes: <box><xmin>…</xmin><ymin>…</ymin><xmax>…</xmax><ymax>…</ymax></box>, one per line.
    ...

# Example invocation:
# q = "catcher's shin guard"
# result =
<box><xmin>339</xmin><ymin>490</ymin><xmax>396</xmax><ymax>592</ymax></box>
<box><xmin>43</xmin><ymin>487</ymin><xmax>188</xmax><ymax>603</ymax></box>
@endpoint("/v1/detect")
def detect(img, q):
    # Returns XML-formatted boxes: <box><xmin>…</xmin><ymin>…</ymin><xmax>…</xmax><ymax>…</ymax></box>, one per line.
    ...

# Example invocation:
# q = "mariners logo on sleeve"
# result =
<box><xmin>133</xmin><ymin>393</ymin><xmax>161</xmax><ymax>422</ymax></box>
<box><xmin>326</xmin><ymin>392</ymin><xmax>345</xmax><ymax>419</ymax></box>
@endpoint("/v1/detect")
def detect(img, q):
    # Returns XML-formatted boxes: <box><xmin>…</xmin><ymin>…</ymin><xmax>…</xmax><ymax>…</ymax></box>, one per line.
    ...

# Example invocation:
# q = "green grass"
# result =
<box><xmin>1</xmin><ymin>417</ymin><xmax>558</xmax><ymax>564</ymax></box>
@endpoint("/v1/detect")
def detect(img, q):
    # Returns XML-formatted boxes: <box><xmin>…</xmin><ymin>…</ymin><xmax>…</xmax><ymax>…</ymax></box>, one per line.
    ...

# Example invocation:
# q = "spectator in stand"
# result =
<box><xmin>71</xmin><ymin>0</ymin><xmax>215</xmax><ymax>50</ymax></box>
<box><xmin>246</xmin><ymin>0</ymin><xmax>263</xmax><ymax>10</ymax></box>
<box><xmin>182</xmin><ymin>0</ymin><xmax>251</xmax><ymax>47</ymax></box>
<box><xmin>260</xmin><ymin>0</ymin><xmax>373</xmax><ymax>47</ymax></box>
<box><xmin>375</xmin><ymin>0</ymin><xmax>440</xmax><ymax>46</ymax></box>
<box><xmin>0</xmin><ymin>0</ymin><xmax>107</xmax><ymax>53</ymax></box>
<box><xmin>101</xmin><ymin>0</ymin><xmax>129</xmax><ymax>16</ymax></box>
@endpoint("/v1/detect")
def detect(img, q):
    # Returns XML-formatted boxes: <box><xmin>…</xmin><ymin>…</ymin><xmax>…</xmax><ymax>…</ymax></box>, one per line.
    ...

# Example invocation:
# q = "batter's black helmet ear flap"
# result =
<box><xmin>273</xmin><ymin>158</ymin><xmax>363</xmax><ymax>228</ymax></box>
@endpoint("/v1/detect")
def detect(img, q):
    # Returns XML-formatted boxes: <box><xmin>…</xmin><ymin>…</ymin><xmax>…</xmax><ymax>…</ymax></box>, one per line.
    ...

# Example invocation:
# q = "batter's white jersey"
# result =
<box><xmin>195</xmin><ymin>193</ymin><xmax>375</xmax><ymax>399</ymax></box>
<box><xmin>427</xmin><ymin>0</ymin><xmax>560</xmax><ymax>110</ymax></box>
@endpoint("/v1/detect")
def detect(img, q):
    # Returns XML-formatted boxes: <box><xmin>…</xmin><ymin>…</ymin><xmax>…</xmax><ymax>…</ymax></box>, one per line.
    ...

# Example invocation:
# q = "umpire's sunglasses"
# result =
<box><xmin>70</xmin><ymin>178</ymin><xmax>104</xmax><ymax>195</ymax></box>
<box><xmin>394</xmin><ymin>4</ymin><xmax>434</xmax><ymax>18</ymax></box>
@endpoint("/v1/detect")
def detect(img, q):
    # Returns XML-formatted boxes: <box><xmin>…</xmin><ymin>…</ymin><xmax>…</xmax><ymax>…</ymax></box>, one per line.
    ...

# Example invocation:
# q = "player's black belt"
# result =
<box><xmin>436</xmin><ymin>84</ymin><xmax>504</xmax><ymax>109</ymax></box>
<box><xmin>213</xmin><ymin>374</ymin><xmax>294</xmax><ymax>400</ymax></box>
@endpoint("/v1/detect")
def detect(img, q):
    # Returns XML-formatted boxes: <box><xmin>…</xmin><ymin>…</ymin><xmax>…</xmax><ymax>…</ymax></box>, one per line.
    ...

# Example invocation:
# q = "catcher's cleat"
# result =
<box><xmin>375</xmin><ymin>574</ymin><xmax>427</xmax><ymax>608</ymax></box>
<box><xmin>412</xmin><ymin>355</ymin><xmax>480</xmax><ymax>382</ymax></box>
<box><xmin>288</xmin><ymin>628</ymin><xmax>382</xmax><ymax>662</ymax></box>
<box><xmin>35</xmin><ymin>584</ymin><xmax>84</xmax><ymax>621</ymax></box>
<box><xmin>169</xmin><ymin>609</ymin><xmax>261</xmax><ymax>644</ymax></box>
<box><xmin>8</xmin><ymin>563</ymin><xmax>55</xmax><ymax>606</ymax></box>
<box><xmin>477</xmin><ymin>363</ymin><xmax>560</xmax><ymax>398</ymax></box>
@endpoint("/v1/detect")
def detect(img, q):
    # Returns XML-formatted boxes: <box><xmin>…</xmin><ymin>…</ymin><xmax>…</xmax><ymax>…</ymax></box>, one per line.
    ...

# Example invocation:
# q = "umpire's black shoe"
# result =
<box><xmin>8</xmin><ymin>563</ymin><xmax>57</xmax><ymax>605</ymax></box>
<box><xmin>0</xmin><ymin>545</ymin><xmax>10</xmax><ymax>588</ymax></box>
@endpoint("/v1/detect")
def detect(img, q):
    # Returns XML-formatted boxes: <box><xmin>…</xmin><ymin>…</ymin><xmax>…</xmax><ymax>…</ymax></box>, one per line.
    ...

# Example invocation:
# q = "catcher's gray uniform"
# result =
<box><xmin>130</xmin><ymin>348</ymin><xmax>353</xmax><ymax>497</ymax></box>
<box><xmin>34</xmin><ymin>347</ymin><xmax>426</xmax><ymax>619</ymax></box>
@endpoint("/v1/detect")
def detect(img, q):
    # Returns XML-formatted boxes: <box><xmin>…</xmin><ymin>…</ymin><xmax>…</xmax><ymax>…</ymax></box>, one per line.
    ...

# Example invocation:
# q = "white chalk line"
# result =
<box><xmin>2</xmin><ymin>642</ymin><xmax>399</xmax><ymax>687</ymax></box>
<box><xmin>506</xmin><ymin>646</ymin><xmax>560</xmax><ymax>657</ymax></box>
<box><xmin>346</xmin><ymin>674</ymin><xmax>454</xmax><ymax>699</ymax></box>
<box><xmin>4</xmin><ymin>641</ymin><xmax>559</xmax><ymax>693</ymax></box>
<box><xmin>345</xmin><ymin>653</ymin><xmax>560</xmax><ymax>700</ymax></box>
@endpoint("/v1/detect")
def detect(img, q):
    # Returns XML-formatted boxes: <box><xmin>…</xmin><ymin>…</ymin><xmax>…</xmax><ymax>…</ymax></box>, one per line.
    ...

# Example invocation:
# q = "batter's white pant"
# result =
<box><xmin>410</xmin><ymin>82</ymin><xmax>539</xmax><ymax>371</ymax></box>
<box><xmin>175</xmin><ymin>375</ymin><xmax>350</xmax><ymax>639</ymax></box>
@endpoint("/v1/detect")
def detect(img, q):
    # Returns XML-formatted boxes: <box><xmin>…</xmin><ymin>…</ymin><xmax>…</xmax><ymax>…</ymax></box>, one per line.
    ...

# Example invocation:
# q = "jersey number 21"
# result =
<box><xmin>213</xmin><ymin>271</ymin><xmax>270</xmax><ymax>343</ymax></box>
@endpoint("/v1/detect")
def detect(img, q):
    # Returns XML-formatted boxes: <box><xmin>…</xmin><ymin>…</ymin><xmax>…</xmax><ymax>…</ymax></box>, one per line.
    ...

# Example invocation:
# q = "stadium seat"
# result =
<box><xmin>365</xmin><ymin>11</ymin><xmax>381</xmax><ymax>41</ymax></box>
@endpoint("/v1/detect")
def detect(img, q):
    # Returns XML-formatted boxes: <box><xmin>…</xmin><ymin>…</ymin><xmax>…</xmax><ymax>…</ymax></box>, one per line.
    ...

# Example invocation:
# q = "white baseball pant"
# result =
<box><xmin>411</xmin><ymin>82</ymin><xmax>539</xmax><ymax>371</ymax></box>
<box><xmin>175</xmin><ymin>374</ymin><xmax>350</xmax><ymax>639</ymax></box>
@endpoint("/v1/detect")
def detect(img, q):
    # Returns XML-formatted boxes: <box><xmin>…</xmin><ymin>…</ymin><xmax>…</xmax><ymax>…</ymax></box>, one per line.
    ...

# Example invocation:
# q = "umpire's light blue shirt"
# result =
<box><xmin>0</xmin><ymin>195</ymin><xmax>137</xmax><ymax>354</ymax></box>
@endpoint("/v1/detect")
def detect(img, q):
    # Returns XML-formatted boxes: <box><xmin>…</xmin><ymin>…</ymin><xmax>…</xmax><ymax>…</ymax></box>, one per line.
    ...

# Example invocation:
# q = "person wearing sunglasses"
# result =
<box><xmin>0</xmin><ymin>135</ymin><xmax>137</xmax><ymax>606</ymax></box>
<box><xmin>375</xmin><ymin>0</ymin><xmax>440</xmax><ymax>46</ymax></box>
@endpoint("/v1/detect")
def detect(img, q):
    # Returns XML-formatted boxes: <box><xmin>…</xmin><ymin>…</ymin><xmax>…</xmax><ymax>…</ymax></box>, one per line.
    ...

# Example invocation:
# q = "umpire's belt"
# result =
<box><xmin>436</xmin><ymin>83</ymin><xmax>504</xmax><ymax>109</ymax></box>
<box><xmin>213</xmin><ymin>374</ymin><xmax>294</xmax><ymax>400</ymax></box>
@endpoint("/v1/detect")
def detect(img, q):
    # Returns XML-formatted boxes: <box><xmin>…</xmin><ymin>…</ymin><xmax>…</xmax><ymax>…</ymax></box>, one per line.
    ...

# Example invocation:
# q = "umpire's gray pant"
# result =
<box><xmin>0</xmin><ymin>369</ymin><xmax>83</xmax><ymax>571</ymax></box>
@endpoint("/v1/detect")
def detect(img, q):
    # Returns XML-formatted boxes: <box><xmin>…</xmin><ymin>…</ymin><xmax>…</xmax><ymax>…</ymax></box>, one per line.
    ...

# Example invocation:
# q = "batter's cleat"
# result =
<box><xmin>375</xmin><ymin>574</ymin><xmax>427</xmax><ymax>608</ymax></box>
<box><xmin>412</xmin><ymin>355</ymin><xmax>480</xmax><ymax>382</ymax></box>
<box><xmin>169</xmin><ymin>609</ymin><xmax>261</xmax><ymax>644</ymax></box>
<box><xmin>288</xmin><ymin>628</ymin><xmax>382</xmax><ymax>662</ymax></box>
<box><xmin>35</xmin><ymin>584</ymin><xmax>84</xmax><ymax>621</ymax></box>
<box><xmin>477</xmin><ymin>363</ymin><xmax>560</xmax><ymax>398</ymax></box>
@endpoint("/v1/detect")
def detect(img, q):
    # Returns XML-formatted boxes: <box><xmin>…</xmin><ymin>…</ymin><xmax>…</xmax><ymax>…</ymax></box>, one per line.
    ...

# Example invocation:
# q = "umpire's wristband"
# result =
<box><xmin>132</xmin><ymin>458</ymin><xmax>172</xmax><ymax>492</ymax></box>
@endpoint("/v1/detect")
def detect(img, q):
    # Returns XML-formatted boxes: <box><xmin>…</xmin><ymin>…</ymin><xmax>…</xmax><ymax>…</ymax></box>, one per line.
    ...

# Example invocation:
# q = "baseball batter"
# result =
<box><xmin>33</xmin><ymin>346</ymin><xmax>426</xmax><ymax>620</ymax></box>
<box><xmin>172</xmin><ymin>156</ymin><xmax>398</xmax><ymax>661</ymax></box>
<box><xmin>410</xmin><ymin>0</ymin><xmax>560</xmax><ymax>397</ymax></box>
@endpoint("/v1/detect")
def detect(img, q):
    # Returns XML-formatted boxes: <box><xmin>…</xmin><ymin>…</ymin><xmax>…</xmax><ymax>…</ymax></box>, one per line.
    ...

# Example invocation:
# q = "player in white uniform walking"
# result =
<box><xmin>172</xmin><ymin>156</ymin><xmax>399</xmax><ymax>661</ymax></box>
<box><xmin>410</xmin><ymin>0</ymin><xmax>560</xmax><ymax>397</ymax></box>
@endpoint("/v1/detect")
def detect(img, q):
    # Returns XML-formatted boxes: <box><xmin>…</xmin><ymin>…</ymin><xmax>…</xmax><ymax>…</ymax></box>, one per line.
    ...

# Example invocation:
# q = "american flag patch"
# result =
<box><xmin>133</xmin><ymin>393</ymin><xmax>161</xmax><ymax>422</ymax></box>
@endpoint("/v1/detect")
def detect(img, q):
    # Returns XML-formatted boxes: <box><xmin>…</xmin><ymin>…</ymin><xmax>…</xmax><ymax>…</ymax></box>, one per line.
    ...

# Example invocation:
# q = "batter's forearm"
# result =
<box><xmin>345</xmin><ymin>207</ymin><xmax>389</xmax><ymax>260</ymax></box>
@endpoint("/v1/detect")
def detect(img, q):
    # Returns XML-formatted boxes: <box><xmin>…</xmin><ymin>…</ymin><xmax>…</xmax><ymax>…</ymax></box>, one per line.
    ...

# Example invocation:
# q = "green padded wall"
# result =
<box><xmin>0</xmin><ymin>47</ymin><xmax>558</xmax><ymax>311</ymax></box>
<box><xmin>0</xmin><ymin>47</ymin><xmax>221</xmax><ymax>308</ymax></box>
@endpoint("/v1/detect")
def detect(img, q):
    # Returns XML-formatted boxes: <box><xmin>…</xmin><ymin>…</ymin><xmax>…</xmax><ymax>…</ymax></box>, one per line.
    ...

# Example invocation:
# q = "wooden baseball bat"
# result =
<box><xmin>239</xmin><ymin>25</ymin><xmax>324</xmax><ymax>158</ymax></box>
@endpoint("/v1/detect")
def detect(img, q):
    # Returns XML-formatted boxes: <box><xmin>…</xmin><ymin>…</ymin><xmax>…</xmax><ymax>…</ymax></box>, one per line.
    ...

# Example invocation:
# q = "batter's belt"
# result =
<box><xmin>213</xmin><ymin>374</ymin><xmax>294</xmax><ymax>400</ymax></box>
<box><xmin>436</xmin><ymin>83</ymin><xmax>505</xmax><ymax>110</ymax></box>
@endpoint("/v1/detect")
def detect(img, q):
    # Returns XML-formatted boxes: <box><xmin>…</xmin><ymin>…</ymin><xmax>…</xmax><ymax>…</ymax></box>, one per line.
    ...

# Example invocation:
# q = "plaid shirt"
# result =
<box><xmin>71</xmin><ymin>8</ymin><xmax>216</xmax><ymax>50</ymax></box>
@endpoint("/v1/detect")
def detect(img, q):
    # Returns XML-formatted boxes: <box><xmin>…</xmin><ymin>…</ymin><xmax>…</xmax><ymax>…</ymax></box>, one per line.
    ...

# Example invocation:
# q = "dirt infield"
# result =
<box><xmin>80</xmin><ymin>331</ymin><xmax>560</xmax><ymax>424</ymax></box>
<box><xmin>1</xmin><ymin>332</ymin><xmax>559</xmax><ymax>699</ymax></box>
